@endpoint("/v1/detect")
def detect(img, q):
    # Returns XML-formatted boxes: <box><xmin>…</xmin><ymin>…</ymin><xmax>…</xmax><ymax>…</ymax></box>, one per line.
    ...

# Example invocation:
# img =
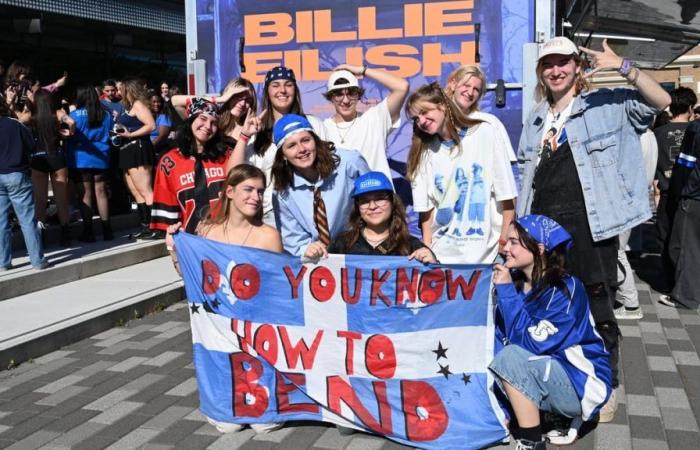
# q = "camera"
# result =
<box><xmin>110</xmin><ymin>124</ymin><xmax>126</xmax><ymax>146</ymax></box>
<box><xmin>8</xmin><ymin>79</ymin><xmax>32</xmax><ymax>111</ymax></box>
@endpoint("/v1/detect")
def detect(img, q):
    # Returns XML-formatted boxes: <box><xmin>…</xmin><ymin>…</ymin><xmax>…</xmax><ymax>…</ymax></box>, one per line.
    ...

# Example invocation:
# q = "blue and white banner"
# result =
<box><xmin>174</xmin><ymin>232</ymin><xmax>508</xmax><ymax>449</ymax></box>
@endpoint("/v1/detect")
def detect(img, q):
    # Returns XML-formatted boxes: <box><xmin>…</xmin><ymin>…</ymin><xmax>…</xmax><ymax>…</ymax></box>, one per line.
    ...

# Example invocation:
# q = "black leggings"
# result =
<box><xmin>586</xmin><ymin>282</ymin><xmax>620</xmax><ymax>388</ymax></box>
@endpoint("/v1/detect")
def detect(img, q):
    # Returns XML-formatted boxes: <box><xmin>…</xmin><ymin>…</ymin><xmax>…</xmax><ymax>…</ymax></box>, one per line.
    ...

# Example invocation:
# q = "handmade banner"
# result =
<box><xmin>174</xmin><ymin>232</ymin><xmax>508</xmax><ymax>449</ymax></box>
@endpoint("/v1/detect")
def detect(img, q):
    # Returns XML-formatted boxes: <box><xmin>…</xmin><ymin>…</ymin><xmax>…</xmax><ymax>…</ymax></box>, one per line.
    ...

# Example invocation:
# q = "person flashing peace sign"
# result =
<box><xmin>516</xmin><ymin>36</ymin><xmax>670</xmax><ymax>422</ymax></box>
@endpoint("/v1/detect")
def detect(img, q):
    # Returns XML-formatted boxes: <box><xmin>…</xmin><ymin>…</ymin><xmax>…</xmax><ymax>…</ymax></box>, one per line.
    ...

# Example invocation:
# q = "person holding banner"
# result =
<box><xmin>322</xmin><ymin>64</ymin><xmax>409</xmax><ymax>182</ymax></box>
<box><xmin>227</xmin><ymin>66</ymin><xmax>327</xmax><ymax>226</ymax></box>
<box><xmin>490</xmin><ymin>215</ymin><xmax>612</xmax><ymax>450</ymax></box>
<box><xmin>405</xmin><ymin>82</ymin><xmax>517</xmax><ymax>264</ymax></box>
<box><xmin>270</xmin><ymin>114</ymin><xmax>369</xmax><ymax>257</ymax></box>
<box><xmin>329</xmin><ymin>171</ymin><xmax>436</xmax><ymax>263</ymax></box>
<box><xmin>444</xmin><ymin>65</ymin><xmax>519</xmax><ymax>186</ymax></box>
<box><xmin>516</xmin><ymin>37</ymin><xmax>671</xmax><ymax>421</ymax></box>
<box><xmin>165</xmin><ymin>163</ymin><xmax>282</xmax><ymax>434</ymax></box>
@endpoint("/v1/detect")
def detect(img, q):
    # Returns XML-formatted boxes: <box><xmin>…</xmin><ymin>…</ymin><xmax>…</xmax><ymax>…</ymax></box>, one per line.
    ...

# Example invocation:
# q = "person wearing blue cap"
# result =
<box><xmin>489</xmin><ymin>215</ymin><xmax>612</xmax><ymax>450</ymax></box>
<box><xmin>268</xmin><ymin>113</ymin><xmax>369</xmax><ymax>257</ymax></box>
<box><xmin>328</xmin><ymin>171</ymin><xmax>436</xmax><ymax>262</ymax></box>
<box><xmin>227</xmin><ymin>66</ymin><xmax>327</xmax><ymax>226</ymax></box>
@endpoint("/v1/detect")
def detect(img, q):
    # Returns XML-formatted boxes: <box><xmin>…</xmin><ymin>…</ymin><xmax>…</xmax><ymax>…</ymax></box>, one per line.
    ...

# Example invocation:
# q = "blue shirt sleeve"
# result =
<box><xmin>158</xmin><ymin>114</ymin><xmax>172</xmax><ymax>128</ymax></box>
<box><xmin>274</xmin><ymin>193</ymin><xmax>314</xmax><ymax>256</ymax></box>
<box><xmin>494</xmin><ymin>279</ymin><xmax>583</xmax><ymax>355</ymax></box>
<box><xmin>344</xmin><ymin>149</ymin><xmax>370</xmax><ymax>178</ymax></box>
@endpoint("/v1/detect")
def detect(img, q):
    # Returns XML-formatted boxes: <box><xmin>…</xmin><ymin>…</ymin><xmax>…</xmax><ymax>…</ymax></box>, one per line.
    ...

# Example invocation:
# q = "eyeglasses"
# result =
<box><xmin>331</xmin><ymin>90</ymin><xmax>360</xmax><ymax>101</ymax></box>
<box><xmin>358</xmin><ymin>193</ymin><xmax>391</xmax><ymax>209</ymax></box>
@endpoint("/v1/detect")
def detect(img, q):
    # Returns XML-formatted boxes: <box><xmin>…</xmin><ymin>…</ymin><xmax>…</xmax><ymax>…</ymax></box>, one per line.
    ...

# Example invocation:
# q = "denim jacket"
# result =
<box><xmin>516</xmin><ymin>88</ymin><xmax>658</xmax><ymax>241</ymax></box>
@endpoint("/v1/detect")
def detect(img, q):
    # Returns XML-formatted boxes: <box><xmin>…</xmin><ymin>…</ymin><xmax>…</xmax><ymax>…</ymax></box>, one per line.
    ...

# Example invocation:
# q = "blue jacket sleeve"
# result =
<box><xmin>345</xmin><ymin>149</ymin><xmax>370</xmax><ymax>178</ymax></box>
<box><xmin>495</xmin><ymin>280</ymin><xmax>582</xmax><ymax>355</ymax></box>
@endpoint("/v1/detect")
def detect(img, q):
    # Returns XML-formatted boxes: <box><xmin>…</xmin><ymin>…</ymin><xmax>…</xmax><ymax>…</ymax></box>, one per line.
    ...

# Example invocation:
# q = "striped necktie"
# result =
<box><xmin>313</xmin><ymin>187</ymin><xmax>331</xmax><ymax>246</ymax></box>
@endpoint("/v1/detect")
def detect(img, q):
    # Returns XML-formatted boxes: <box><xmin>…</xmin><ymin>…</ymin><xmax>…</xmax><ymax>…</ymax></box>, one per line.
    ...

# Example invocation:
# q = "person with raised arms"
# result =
<box><xmin>516</xmin><ymin>36</ymin><xmax>671</xmax><ymax>421</ymax></box>
<box><xmin>322</xmin><ymin>64</ymin><xmax>409</xmax><ymax>183</ymax></box>
<box><xmin>227</xmin><ymin>66</ymin><xmax>327</xmax><ymax>226</ymax></box>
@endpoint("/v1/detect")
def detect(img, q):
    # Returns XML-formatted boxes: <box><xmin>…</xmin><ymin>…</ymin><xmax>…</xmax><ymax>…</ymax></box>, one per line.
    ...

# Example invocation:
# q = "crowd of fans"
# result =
<box><xmin>2</xmin><ymin>35</ymin><xmax>699</xmax><ymax>449</ymax></box>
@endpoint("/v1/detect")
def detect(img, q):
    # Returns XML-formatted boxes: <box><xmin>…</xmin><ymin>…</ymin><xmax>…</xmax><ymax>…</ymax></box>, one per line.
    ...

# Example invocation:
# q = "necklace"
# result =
<box><xmin>362</xmin><ymin>229</ymin><xmax>389</xmax><ymax>246</ymax></box>
<box><xmin>334</xmin><ymin>115</ymin><xmax>358</xmax><ymax>144</ymax></box>
<box><xmin>224</xmin><ymin>221</ymin><xmax>254</xmax><ymax>246</ymax></box>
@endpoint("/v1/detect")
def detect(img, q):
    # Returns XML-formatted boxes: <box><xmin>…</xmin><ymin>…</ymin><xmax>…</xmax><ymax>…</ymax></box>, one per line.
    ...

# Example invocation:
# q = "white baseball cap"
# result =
<box><xmin>538</xmin><ymin>37</ymin><xmax>578</xmax><ymax>60</ymax></box>
<box><xmin>326</xmin><ymin>70</ymin><xmax>359</xmax><ymax>93</ymax></box>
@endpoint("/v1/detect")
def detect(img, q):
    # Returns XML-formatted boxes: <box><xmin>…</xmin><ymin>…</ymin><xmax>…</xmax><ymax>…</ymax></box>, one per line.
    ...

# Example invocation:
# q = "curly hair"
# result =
<box><xmin>338</xmin><ymin>192</ymin><xmax>413</xmax><ymax>255</ymax></box>
<box><xmin>271</xmin><ymin>132</ymin><xmax>339</xmax><ymax>192</ymax></box>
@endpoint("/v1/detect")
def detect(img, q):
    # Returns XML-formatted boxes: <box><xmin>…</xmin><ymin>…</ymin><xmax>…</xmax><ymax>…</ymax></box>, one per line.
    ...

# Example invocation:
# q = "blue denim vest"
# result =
<box><xmin>516</xmin><ymin>88</ymin><xmax>658</xmax><ymax>241</ymax></box>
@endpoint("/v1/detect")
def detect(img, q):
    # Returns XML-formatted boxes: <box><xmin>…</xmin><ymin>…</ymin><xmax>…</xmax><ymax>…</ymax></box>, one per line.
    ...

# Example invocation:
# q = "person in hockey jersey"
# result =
<box><xmin>489</xmin><ymin>215</ymin><xmax>612</xmax><ymax>450</ymax></box>
<box><xmin>150</xmin><ymin>98</ymin><xmax>231</xmax><ymax>234</ymax></box>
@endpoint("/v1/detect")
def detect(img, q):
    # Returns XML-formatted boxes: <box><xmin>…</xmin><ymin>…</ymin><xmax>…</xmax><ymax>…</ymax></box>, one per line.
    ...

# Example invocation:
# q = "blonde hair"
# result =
<box><xmin>404</xmin><ymin>82</ymin><xmax>482</xmax><ymax>181</ymax></box>
<box><xmin>534</xmin><ymin>54</ymin><xmax>590</xmax><ymax>103</ymax></box>
<box><xmin>444</xmin><ymin>65</ymin><xmax>487</xmax><ymax>115</ymax></box>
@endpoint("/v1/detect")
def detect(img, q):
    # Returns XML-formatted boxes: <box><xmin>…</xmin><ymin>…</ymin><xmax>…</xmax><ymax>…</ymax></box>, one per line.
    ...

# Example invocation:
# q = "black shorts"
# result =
<box><xmin>30</xmin><ymin>150</ymin><xmax>67</xmax><ymax>173</ymax></box>
<box><xmin>119</xmin><ymin>138</ymin><xmax>155</xmax><ymax>169</ymax></box>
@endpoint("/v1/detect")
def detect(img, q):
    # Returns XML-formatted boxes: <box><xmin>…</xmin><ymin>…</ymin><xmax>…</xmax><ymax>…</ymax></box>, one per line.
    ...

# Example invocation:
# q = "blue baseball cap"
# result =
<box><xmin>516</xmin><ymin>215</ymin><xmax>573</xmax><ymax>251</ymax></box>
<box><xmin>352</xmin><ymin>172</ymin><xmax>393</xmax><ymax>197</ymax></box>
<box><xmin>273</xmin><ymin>114</ymin><xmax>313</xmax><ymax>148</ymax></box>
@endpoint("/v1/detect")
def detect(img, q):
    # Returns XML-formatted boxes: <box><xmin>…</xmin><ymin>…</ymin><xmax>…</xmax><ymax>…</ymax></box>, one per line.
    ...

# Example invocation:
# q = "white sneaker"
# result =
<box><xmin>614</xmin><ymin>305</ymin><xmax>643</xmax><ymax>320</ymax></box>
<box><xmin>599</xmin><ymin>388</ymin><xmax>618</xmax><ymax>423</ymax></box>
<box><xmin>206</xmin><ymin>416</ymin><xmax>244</xmax><ymax>433</ymax></box>
<box><xmin>658</xmin><ymin>294</ymin><xmax>677</xmax><ymax>307</ymax></box>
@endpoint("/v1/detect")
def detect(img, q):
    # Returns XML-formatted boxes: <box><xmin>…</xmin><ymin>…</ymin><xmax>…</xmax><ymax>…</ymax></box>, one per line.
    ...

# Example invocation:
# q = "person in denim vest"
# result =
<box><xmin>516</xmin><ymin>36</ymin><xmax>670</xmax><ymax>422</ymax></box>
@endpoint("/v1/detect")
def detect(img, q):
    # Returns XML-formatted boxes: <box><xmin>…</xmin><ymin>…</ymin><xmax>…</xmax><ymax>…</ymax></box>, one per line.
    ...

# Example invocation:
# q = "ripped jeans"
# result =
<box><xmin>489</xmin><ymin>345</ymin><xmax>581</xmax><ymax>418</ymax></box>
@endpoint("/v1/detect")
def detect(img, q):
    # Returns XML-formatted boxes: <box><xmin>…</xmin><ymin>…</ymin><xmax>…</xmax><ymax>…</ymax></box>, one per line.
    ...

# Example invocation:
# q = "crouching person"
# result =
<box><xmin>489</xmin><ymin>215</ymin><xmax>612</xmax><ymax>449</ymax></box>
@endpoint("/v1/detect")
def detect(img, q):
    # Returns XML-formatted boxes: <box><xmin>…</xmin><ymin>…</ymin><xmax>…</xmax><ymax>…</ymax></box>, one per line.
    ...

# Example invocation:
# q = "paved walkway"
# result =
<box><xmin>0</xmin><ymin>265</ymin><xmax>698</xmax><ymax>449</ymax></box>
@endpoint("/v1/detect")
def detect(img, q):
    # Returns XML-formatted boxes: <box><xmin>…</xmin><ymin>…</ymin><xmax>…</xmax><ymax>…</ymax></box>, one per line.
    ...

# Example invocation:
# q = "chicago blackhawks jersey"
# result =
<box><xmin>150</xmin><ymin>148</ymin><xmax>230</xmax><ymax>233</ymax></box>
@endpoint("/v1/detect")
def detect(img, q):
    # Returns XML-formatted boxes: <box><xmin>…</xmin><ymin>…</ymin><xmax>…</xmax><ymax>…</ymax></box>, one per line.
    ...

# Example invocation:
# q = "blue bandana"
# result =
<box><xmin>516</xmin><ymin>214</ymin><xmax>573</xmax><ymax>251</ymax></box>
<box><xmin>273</xmin><ymin>114</ymin><xmax>313</xmax><ymax>147</ymax></box>
<box><xmin>265</xmin><ymin>66</ymin><xmax>296</xmax><ymax>85</ymax></box>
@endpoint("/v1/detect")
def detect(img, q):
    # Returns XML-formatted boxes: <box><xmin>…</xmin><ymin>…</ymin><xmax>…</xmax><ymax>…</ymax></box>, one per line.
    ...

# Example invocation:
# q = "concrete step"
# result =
<box><xmin>0</xmin><ymin>256</ymin><xmax>184</xmax><ymax>370</ymax></box>
<box><xmin>1</xmin><ymin>231</ymin><xmax>169</xmax><ymax>301</ymax></box>
<box><xmin>11</xmin><ymin>212</ymin><xmax>140</xmax><ymax>251</ymax></box>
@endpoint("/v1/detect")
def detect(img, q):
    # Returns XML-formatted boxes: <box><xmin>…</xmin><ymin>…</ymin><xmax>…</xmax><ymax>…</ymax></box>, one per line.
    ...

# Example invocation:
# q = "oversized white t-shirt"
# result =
<box><xmin>323</xmin><ymin>98</ymin><xmax>399</xmax><ymax>182</ymax></box>
<box><xmin>245</xmin><ymin>115</ymin><xmax>327</xmax><ymax>226</ymax></box>
<box><xmin>470</xmin><ymin>111</ymin><xmax>516</xmax><ymax>162</ymax></box>
<box><xmin>411</xmin><ymin>122</ymin><xmax>518</xmax><ymax>264</ymax></box>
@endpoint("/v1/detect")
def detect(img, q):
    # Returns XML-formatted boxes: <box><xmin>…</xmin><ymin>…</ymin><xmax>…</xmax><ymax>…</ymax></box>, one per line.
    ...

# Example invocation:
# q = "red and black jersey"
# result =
<box><xmin>150</xmin><ymin>148</ymin><xmax>230</xmax><ymax>233</ymax></box>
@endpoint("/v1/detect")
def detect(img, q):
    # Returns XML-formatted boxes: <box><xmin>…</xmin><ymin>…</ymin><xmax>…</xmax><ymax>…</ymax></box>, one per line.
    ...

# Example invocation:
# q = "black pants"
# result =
<box><xmin>656</xmin><ymin>192</ymin><xmax>676</xmax><ymax>292</ymax></box>
<box><xmin>669</xmin><ymin>199</ymin><xmax>700</xmax><ymax>309</ymax></box>
<box><xmin>586</xmin><ymin>282</ymin><xmax>620</xmax><ymax>388</ymax></box>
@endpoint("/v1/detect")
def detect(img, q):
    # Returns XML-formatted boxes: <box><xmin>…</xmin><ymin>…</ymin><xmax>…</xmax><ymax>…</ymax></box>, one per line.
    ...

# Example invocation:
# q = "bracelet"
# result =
<box><xmin>618</xmin><ymin>58</ymin><xmax>634</xmax><ymax>77</ymax></box>
<box><xmin>239</xmin><ymin>133</ymin><xmax>251</xmax><ymax>143</ymax></box>
<box><xmin>360</xmin><ymin>66</ymin><xmax>367</xmax><ymax>76</ymax></box>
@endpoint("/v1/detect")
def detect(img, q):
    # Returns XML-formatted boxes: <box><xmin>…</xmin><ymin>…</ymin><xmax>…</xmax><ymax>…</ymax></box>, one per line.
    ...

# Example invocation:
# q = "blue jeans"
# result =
<box><xmin>489</xmin><ymin>345</ymin><xmax>582</xmax><ymax>418</ymax></box>
<box><xmin>0</xmin><ymin>171</ymin><xmax>45</xmax><ymax>268</ymax></box>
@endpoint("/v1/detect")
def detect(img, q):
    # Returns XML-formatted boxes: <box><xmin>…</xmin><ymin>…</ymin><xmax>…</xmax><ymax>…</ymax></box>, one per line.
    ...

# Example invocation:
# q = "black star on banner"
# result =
<box><xmin>462</xmin><ymin>373</ymin><xmax>472</xmax><ymax>385</ymax></box>
<box><xmin>210</xmin><ymin>298</ymin><xmax>221</xmax><ymax>309</ymax></box>
<box><xmin>190</xmin><ymin>303</ymin><xmax>200</xmax><ymax>314</ymax></box>
<box><xmin>437</xmin><ymin>363</ymin><xmax>453</xmax><ymax>379</ymax></box>
<box><xmin>432</xmin><ymin>342</ymin><xmax>448</xmax><ymax>360</ymax></box>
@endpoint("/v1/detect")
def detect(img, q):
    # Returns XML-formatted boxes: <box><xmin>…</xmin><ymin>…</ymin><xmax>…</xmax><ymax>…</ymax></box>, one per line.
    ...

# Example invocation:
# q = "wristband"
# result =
<box><xmin>618</xmin><ymin>58</ymin><xmax>634</xmax><ymax>77</ymax></box>
<box><xmin>238</xmin><ymin>133</ymin><xmax>251</xmax><ymax>143</ymax></box>
<box><xmin>360</xmin><ymin>66</ymin><xmax>367</xmax><ymax>76</ymax></box>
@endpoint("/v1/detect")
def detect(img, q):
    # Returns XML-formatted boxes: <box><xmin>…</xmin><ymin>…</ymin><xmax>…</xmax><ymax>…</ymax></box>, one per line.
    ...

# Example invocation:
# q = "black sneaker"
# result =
<box><xmin>515</xmin><ymin>439</ymin><xmax>546</xmax><ymax>450</ymax></box>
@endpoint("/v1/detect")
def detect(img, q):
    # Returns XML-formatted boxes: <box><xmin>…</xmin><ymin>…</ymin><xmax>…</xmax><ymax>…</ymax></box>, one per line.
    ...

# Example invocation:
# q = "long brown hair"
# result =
<box><xmin>253</xmin><ymin>78</ymin><xmax>305</xmax><ymax>156</ymax></box>
<box><xmin>218</xmin><ymin>78</ymin><xmax>257</xmax><ymax>136</ymax></box>
<box><xmin>444</xmin><ymin>65</ymin><xmax>487</xmax><ymax>115</ymax></box>
<box><xmin>202</xmin><ymin>164</ymin><xmax>266</xmax><ymax>226</ymax></box>
<box><xmin>534</xmin><ymin>54</ymin><xmax>589</xmax><ymax>103</ymax></box>
<box><xmin>404</xmin><ymin>82</ymin><xmax>482</xmax><ymax>181</ymax></box>
<box><xmin>339</xmin><ymin>192</ymin><xmax>414</xmax><ymax>255</ymax></box>
<box><xmin>120</xmin><ymin>79</ymin><xmax>149</xmax><ymax>110</ymax></box>
<box><xmin>271</xmin><ymin>132</ymin><xmax>339</xmax><ymax>192</ymax></box>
